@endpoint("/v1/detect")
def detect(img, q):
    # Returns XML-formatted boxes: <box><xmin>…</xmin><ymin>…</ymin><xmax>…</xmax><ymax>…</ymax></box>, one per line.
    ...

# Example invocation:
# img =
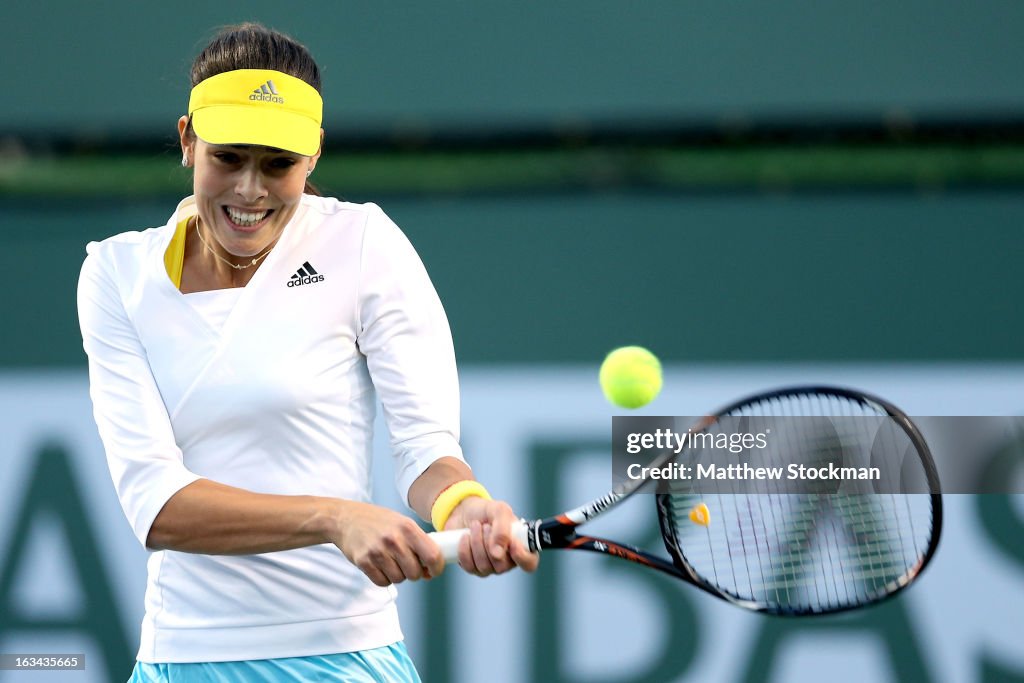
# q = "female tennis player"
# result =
<box><xmin>77</xmin><ymin>22</ymin><xmax>537</xmax><ymax>682</ymax></box>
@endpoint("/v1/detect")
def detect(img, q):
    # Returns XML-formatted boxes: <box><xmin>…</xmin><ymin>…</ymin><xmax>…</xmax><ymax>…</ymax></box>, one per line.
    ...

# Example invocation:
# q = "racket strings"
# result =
<box><xmin>662</xmin><ymin>390</ymin><xmax>937</xmax><ymax>614</ymax></box>
<box><xmin>669</xmin><ymin>492</ymin><xmax>933</xmax><ymax>611</ymax></box>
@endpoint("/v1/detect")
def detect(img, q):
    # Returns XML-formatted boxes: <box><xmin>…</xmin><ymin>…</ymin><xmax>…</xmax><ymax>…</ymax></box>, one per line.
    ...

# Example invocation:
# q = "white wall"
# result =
<box><xmin>0</xmin><ymin>366</ymin><xmax>1021</xmax><ymax>682</ymax></box>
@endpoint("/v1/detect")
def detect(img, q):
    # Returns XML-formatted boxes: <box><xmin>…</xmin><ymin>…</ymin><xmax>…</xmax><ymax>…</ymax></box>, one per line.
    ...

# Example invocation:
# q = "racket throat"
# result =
<box><xmin>574</xmin><ymin>535</ymin><xmax>686</xmax><ymax>579</ymax></box>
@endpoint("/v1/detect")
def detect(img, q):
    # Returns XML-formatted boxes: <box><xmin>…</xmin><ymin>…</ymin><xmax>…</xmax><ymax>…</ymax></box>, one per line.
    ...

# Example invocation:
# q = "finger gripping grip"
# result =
<box><xmin>429</xmin><ymin>520</ymin><xmax>531</xmax><ymax>564</ymax></box>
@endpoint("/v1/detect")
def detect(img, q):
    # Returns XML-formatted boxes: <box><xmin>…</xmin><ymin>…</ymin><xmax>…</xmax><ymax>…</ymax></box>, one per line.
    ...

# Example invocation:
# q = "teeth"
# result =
<box><xmin>225</xmin><ymin>207</ymin><xmax>270</xmax><ymax>226</ymax></box>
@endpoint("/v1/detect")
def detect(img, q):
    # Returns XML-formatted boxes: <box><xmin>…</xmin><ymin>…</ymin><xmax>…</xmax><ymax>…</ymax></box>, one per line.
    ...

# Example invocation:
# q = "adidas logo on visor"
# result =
<box><xmin>250</xmin><ymin>79</ymin><xmax>285</xmax><ymax>104</ymax></box>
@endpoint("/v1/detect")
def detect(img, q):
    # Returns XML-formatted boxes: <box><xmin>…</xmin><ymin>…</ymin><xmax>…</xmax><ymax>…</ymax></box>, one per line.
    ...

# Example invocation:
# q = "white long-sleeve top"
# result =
<box><xmin>77</xmin><ymin>195</ymin><xmax>465</xmax><ymax>662</ymax></box>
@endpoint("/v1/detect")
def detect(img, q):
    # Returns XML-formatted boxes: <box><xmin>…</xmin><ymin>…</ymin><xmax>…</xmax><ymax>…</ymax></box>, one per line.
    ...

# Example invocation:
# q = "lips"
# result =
<box><xmin>223</xmin><ymin>206</ymin><xmax>273</xmax><ymax>228</ymax></box>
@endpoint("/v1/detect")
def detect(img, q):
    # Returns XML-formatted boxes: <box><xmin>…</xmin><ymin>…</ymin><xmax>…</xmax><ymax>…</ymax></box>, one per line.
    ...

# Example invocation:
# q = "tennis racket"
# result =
<box><xmin>429</xmin><ymin>385</ymin><xmax>942</xmax><ymax>616</ymax></box>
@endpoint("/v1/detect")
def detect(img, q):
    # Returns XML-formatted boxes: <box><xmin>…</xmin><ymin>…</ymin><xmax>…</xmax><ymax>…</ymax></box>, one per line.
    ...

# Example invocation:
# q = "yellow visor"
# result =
<box><xmin>188</xmin><ymin>69</ymin><xmax>323</xmax><ymax>156</ymax></box>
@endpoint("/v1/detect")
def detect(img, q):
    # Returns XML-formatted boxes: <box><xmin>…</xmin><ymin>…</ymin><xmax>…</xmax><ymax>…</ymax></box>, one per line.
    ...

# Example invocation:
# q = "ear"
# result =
<box><xmin>308</xmin><ymin>128</ymin><xmax>325</xmax><ymax>173</ymax></box>
<box><xmin>178</xmin><ymin>116</ymin><xmax>195</xmax><ymax>166</ymax></box>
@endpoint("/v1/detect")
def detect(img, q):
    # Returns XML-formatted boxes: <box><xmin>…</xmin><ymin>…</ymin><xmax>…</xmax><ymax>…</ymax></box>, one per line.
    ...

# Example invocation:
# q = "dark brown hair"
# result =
<box><xmin>188</xmin><ymin>23</ymin><xmax>323</xmax><ymax>195</ymax></box>
<box><xmin>190</xmin><ymin>22</ymin><xmax>321</xmax><ymax>92</ymax></box>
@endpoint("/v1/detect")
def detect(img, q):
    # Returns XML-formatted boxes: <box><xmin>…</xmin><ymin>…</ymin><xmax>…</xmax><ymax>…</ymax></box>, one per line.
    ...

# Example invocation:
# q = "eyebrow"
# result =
<box><xmin>224</xmin><ymin>145</ymin><xmax>288</xmax><ymax>154</ymax></box>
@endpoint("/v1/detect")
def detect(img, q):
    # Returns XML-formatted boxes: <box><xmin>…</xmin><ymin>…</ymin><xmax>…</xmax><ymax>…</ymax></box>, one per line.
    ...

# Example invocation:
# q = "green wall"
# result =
<box><xmin>4</xmin><ymin>1</ymin><xmax>1024</xmax><ymax>136</ymax></box>
<box><xmin>3</xmin><ymin>191</ymin><xmax>1021</xmax><ymax>366</ymax></box>
<box><xmin>3</xmin><ymin>2</ymin><xmax>1022</xmax><ymax>367</ymax></box>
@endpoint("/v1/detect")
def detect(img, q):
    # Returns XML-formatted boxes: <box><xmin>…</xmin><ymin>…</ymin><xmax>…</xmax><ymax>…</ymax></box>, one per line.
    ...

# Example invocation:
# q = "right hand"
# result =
<box><xmin>331</xmin><ymin>500</ymin><xmax>445</xmax><ymax>587</ymax></box>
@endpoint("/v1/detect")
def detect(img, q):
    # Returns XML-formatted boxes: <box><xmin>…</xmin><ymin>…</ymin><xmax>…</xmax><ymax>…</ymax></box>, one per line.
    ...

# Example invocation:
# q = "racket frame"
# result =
<box><xmin>522</xmin><ymin>385</ymin><xmax>943</xmax><ymax>615</ymax></box>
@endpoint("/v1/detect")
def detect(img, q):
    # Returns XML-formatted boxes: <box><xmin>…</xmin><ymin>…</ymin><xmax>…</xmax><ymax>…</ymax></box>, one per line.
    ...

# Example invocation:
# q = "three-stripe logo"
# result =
<box><xmin>250</xmin><ymin>80</ymin><xmax>284</xmax><ymax>103</ymax></box>
<box><xmin>287</xmin><ymin>261</ymin><xmax>325</xmax><ymax>288</ymax></box>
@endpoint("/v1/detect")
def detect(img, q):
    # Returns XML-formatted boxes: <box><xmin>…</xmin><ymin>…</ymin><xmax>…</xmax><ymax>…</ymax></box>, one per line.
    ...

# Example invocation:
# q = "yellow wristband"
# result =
<box><xmin>431</xmin><ymin>480</ymin><xmax>492</xmax><ymax>531</ymax></box>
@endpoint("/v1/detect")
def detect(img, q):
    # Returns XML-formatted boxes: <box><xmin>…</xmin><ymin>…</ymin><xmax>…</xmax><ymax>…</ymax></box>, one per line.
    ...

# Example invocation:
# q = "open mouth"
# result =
<box><xmin>223</xmin><ymin>206</ymin><xmax>274</xmax><ymax>228</ymax></box>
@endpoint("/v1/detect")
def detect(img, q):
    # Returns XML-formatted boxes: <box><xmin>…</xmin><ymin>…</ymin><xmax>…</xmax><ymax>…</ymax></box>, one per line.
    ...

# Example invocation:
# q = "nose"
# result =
<box><xmin>235</xmin><ymin>165</ymin><xmax>268</xmax><ymax>202</ymax></box>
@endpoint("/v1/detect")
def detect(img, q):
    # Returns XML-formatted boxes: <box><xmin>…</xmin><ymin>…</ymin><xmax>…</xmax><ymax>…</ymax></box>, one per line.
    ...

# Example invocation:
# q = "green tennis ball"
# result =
<box><xmin>599</xmin><ymin>346</ymin><xmax>662</xmax><ymax>409</ymax></box>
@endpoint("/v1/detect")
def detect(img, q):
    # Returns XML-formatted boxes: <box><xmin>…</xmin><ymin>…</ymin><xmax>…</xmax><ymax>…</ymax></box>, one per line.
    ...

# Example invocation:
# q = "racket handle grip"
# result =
<box><xmin>429</xmin><ymin>519</ymin><xmax>531</xmax><ymax>565</ymax></box>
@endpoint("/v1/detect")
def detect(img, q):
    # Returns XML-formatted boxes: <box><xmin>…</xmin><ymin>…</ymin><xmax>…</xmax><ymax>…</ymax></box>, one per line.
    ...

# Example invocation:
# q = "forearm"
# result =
<box><xmin>407</xmin><ymin>456</ymin><xmax>475</xmax><ymax>523</ymax></box>
<box><xmin>147</xmin><ymin>478</ymin><xmax>341</xmax><ymax>554</ymax></box>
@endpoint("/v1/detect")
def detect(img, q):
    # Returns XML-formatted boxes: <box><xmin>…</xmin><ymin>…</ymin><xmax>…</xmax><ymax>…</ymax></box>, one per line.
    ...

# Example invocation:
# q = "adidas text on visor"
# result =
<box><xmin>188</xmin><ymin>69</ymin><xmax>323</xmax><ymax>156</ymax></box>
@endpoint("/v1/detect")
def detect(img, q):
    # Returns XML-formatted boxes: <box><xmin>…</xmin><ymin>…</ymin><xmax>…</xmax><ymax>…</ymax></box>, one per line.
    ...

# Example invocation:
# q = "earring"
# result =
<box><xmin>182</xmin><ymin>155</ymin><xmax>189</xmax><ymax>167</ymax></box>
<box><xmin>306</xmin><ymin>169</ymin><xmax>313</xmax><ymax>177</ymax></box>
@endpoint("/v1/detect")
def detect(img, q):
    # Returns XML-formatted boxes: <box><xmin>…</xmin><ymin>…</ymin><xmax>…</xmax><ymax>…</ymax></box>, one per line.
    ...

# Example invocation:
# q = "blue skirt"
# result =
<box><xmin>128</xmin><ymin>643</ymin><xmax>421</xmax><ymax>682</ymax></box>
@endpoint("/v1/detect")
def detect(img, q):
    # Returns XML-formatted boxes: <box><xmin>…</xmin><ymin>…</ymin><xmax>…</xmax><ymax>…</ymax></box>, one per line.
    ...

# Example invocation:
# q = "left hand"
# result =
<box><xmin>444</xmin><ymin>497</ymin><xmax>540</xmax><ymax>576</ymax></box>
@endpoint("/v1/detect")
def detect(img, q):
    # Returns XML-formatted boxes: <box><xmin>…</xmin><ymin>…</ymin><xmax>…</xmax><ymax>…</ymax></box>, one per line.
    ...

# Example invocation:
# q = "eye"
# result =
<box><xmin>268</xmin><ymin>157</ymin><xmax>299</xmax><ymax>170</ymax></box>
<box><xmin>213</xmin><ymin>151</ymin><xmax>241</xmax><ymax>164</ymax></box>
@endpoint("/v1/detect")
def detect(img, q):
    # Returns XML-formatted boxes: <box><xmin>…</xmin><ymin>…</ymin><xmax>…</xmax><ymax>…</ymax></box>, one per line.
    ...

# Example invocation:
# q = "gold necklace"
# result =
<box><xmin>193</xmin><ymin>217</ymin><xmax>275</xmax><ymax>270</ymax></box>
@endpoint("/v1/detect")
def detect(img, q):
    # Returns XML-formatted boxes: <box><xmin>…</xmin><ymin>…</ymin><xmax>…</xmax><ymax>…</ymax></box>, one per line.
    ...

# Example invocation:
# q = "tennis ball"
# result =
<box><xmin>599</xmin><ymin>346</ymin><xmax>662</xmax><ymax>409</ymax></box>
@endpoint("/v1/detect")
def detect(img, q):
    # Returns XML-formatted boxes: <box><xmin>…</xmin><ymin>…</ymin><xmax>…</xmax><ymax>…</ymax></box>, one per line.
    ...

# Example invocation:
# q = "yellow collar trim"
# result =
<box><xmin>164</xmin><ymin>218</ymin><xmax>189</xmax><ymax>289</ymax></box>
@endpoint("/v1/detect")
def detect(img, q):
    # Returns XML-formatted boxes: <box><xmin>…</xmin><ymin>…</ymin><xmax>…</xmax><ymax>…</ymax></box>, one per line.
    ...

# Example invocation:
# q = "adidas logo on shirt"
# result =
<box><xmin>287</xmin><ymin>262</ymin><xmax>325</xmax><ymax>287</ymax></box>
<box><xmin>250</xmin><ymin>80</ymin><xmax>285</xmax><ymax>104</ymax></box>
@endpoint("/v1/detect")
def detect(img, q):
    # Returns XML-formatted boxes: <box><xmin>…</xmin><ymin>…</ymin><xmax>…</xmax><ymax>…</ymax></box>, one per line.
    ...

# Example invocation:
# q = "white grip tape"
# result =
<box><xmin>429</xmin><ymin>520</ymin><xmax>531</xmax><ymax>564</ymax></box>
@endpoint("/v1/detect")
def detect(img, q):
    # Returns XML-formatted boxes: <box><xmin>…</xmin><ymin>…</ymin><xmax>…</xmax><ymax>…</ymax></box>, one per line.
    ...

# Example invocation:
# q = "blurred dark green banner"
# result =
<box><xmin>3</xmin><ymin>192</ymin><xmax>1021</xmax><ymax>366</ymax></box>
<box><xmin>4</xmin><ymin>1</ymin><xmax>1024</xmax><ymax>137</ymax></box>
